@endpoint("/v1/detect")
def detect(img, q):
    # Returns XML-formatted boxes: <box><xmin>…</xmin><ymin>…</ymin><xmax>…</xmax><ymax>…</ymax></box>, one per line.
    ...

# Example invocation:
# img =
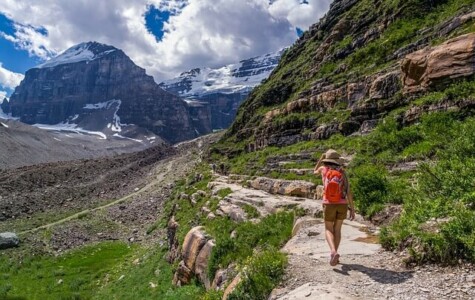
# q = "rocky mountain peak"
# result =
<box><xmin>159</xmin><ymin>50</ymin><xmax>283</xmax><ymax>130</ymax></box>
<box><xmin>36</xmin><ymin>41</ymin><xmax>119</xmax><ymax>69</ymax></box>
<box><xmin>3</xmin><ymin>42</ymin><xmax>211</xmax><ymax>144</ymax></box>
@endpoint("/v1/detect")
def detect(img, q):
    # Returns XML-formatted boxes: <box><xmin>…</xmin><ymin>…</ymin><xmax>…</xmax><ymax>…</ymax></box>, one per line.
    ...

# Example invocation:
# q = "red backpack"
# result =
<box><xmin>324</xmin><ymin>168</ymin><xmax>346</xmax><ymax>202</ymax></box>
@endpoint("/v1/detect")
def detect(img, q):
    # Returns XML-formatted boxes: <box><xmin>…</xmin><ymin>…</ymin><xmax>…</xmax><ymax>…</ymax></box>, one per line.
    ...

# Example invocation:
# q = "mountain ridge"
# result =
<box><xmin>2</xmin><ymin>41</ymin><xmax>211</xmax><ymax>143</ymax></box>
<box><xmin>160</xmin><ymin>50</ymin><xmax>283</xmax><ymax>129</ymax></box>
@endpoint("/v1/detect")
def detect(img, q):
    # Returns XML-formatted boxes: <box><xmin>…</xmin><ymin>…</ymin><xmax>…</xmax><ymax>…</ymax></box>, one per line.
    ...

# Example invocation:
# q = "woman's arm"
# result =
<box><xmin>313</xmin><ymin>154</ymin><xmax>325</xmax><ymax>174</ymax></box>
<box><xmin>347</xmin><ymin>188</ymin><xmax>356</xmax><ymax>221</ymax></box>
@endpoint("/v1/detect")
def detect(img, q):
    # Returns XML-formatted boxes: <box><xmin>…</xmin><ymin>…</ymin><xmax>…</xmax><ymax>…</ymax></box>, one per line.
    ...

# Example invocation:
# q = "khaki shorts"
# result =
<box><xmin>323</xmin><ymin>204</ymin><xmax>348</xmax><ymax>222</ymax></box>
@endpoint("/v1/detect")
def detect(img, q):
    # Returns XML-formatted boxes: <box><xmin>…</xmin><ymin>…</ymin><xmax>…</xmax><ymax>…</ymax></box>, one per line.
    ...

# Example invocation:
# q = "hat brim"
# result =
<box><xmin>322</xmin><ymin>158</ymin><xmax>342</xmax><ymax>165</ymax></box>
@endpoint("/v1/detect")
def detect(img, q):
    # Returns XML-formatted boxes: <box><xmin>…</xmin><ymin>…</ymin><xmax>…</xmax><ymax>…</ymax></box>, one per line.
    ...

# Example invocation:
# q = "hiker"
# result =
<box><xmin>314</xmin><ymin>149</ymin><xmax>355</xmax><ymax>266</ymax></box>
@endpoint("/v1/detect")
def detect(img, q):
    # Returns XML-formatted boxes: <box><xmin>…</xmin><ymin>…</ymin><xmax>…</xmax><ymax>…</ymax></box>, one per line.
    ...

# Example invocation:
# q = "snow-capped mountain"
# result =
<box><xmin>159</xmin><ymin>50</ymin><xmax>283</xmax><ymax>129</ymax></box>
<box><xmin>36</xmin><ymin>42</ymin><xmax>117</xmax><ymax>69</ymax></box>
<box><xmin>2</xmin><ymin>41</ymin><xmax>211</xmax><ymax>144</ymax></box>
<box><xmin>160</xmin><ymin>49</ymin><xmax>283</xmax><ymax>97</ymax></box>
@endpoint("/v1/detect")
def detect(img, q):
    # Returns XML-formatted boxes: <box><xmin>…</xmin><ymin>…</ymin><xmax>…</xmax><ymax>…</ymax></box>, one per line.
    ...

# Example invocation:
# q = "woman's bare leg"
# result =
<box><xmin>325</xmin><ymin>221</ymin><xmax>337</xmax><ymax>253</ymax></box>
<box><xmin>333</xmin><ymin>219</ymin><xmax>344</xmax><ymax>252</ymax></box>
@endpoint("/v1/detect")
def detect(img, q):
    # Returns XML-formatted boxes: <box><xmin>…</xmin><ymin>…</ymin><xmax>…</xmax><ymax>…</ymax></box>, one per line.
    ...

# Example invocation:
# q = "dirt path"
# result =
<box><xmin>16</xmin><ymin>133</ymin><xmax>220</xmax><ymax>236</ymax></box>
<box><xmin>19</xmin><ymin>158</ymin><xmax>175</xmax><ymax>235</ymax></box>
<box><xmin>270</xmin><ymin>212</ymin><xmax>475</xmax><ymax>300</ymax></box>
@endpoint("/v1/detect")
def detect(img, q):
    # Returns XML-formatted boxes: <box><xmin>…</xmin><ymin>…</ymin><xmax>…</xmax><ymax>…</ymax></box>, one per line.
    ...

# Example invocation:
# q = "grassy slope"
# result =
<box><xmin>0</xmin><ymin>165</ymin><xmax>294</xmax><ymax>300</ymax></box>
<box><xmin>212</xmin><ymin>0</ymin><xmax>475</xmax><ymax>264</ymax></box>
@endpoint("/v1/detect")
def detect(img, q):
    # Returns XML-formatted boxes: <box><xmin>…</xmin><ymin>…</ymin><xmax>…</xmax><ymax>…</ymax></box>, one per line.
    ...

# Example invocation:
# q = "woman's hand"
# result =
<box><xmin>349</xmin><ymin>207</ymin><xmax>355</xmax><ymax>221</ymax></box>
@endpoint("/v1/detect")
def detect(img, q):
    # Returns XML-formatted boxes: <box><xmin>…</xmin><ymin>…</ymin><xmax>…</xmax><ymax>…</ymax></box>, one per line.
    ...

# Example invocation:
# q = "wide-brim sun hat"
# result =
<box><xmin>322</xmin><ymin>149</ymin><xmax>343</xmax><ymax>165</ymax></box>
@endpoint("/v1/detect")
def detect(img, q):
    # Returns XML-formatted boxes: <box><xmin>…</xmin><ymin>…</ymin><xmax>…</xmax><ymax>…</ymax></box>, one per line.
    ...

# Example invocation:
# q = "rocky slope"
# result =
<box><xmin>220</xmin><ymin>0</ymin><xmax>475</xmax><ymax>151</ymax></box>
<box><xmin>160</xmin><ymin>50</ymin><xmax>283</xmax><ymax>129</ymax></box>
<box><xmin>1</xmin><ymin>42</ymin><xmax>211</xmax><ymax>143</ymax></box>
<box><xmin>0</xmin><ymin>118</ymin><xmax>163</xmax><ymax>170</ymax></box>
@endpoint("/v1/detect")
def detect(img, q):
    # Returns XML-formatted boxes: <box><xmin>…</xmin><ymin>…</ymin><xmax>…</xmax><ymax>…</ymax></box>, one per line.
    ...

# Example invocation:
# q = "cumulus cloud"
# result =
<box><xmin>0</xmin><ymin>0</ymin><xmax>331</xmax><ymax>81</ymax></box>
<box><xmin>0</xmin><ymin>62</ymin><xmax>24</xmax><ymax>89</ymax></box>
<box><xmin>269</xmin><ymin>0</ymin><xmax>332</xmax><ymax>30</ymax></box>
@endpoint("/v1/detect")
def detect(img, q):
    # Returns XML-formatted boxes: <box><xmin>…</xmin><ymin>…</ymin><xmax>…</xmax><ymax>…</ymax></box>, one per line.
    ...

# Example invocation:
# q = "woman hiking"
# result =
<box><xmin>314</xmin><ymin>149</ymin><xmax>355</xmax><ymax>266</ymax></box>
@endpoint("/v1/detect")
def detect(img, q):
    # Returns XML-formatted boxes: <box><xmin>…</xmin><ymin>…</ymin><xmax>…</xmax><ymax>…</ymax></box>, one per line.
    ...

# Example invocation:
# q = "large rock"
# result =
<box><xmin>182</xmin><ymin>226</ymin><xmax>208</xmax><ymax>271</ymax></box>
<box><xmin>402</xmin><ymin>33</ymin><xmax>475</xmax><ymax>94</ymax></box>
<box><xmin>250</xmin><ymin>177</ymin><xmax>316</xmax><ymax>199</ymax></box>
<box><xmin>222</xmin><ymin>273</ymin><xmax>242</xmax><ymax>300</ymax></box>
<box><xmin>292</xmin><ymin>217</ymin><xmax>322</xmax><ymax>237</ymax></box>
<box><xmin>166</xmin><ymin>216</ymin><xmax>179</xmax><ymax>263</ymax></box>
<box><xmin>172</xmin><ymin>261</ymin><xmax>193</xmax><ymax>286</ymax></box>
<box><xmin>194</xmin><ymin>239</ymin><xmax>216</xmax><ymax>290</ymax></box>
<box><xmin>217</xmin><ymin>201</ymin><xmax>247</xmax><ymax>222</ymax></box>
<box><xmin>0</xmin><ymin>232</ymin><xmax>19</xmax><ymax>249</ymax></box>
<box><xmin>173</xmin><ymin>226</ymin><xmax>214</xmax><ymax>287</ymax></box>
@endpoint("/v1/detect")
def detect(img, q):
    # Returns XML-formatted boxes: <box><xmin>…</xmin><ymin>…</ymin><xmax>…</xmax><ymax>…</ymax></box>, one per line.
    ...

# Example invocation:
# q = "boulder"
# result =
<box><xmin>0</xmin><ymin>232</ymin><xmax>19</xmax><ymax>249</ymax></box>
<box><xmin>402</xmin><ymin>33</ymin><xmax>475</xmax><ymax>94</ymax></box>
<box><xmin>217</xmin><ymin>201</ymin><xmax>247</xmax><ymax>222</ymax></box>
<box><xmin>211</xmin><ymin>269</ymin><xmax>229</xmax><ymax>290</ymax></box>
<box><xmin>250</xmin><ymin>177</ymin><xmax>316</xmax><ymax>199</ymax></box>
<box><xmin>182</xmin><ymin>226</ymin><xmax>208</xmax><ymax>271</ymax></box>
<box><xmin>172</xmin><ymin>261</ymin><xmax>193</xmax><ymax>286</ymax></box>
<box><xmin>166</xmin><ymin>216</ymin><xmax>179</xmax><ymax>263</ymax></box>
<box><xmin>222</xmin><ymin>273</ymin><xmax>242</xmax><ymax>300</ymax></box>
<box><xmin>194</xmin><ymin>239</ymin><xmax>216</xmax><ymax>290</ymax></box>
<box><xmin>292</xmin><ymin>218</ymin><xmax>322</xmax><ymax>237</ymax></box>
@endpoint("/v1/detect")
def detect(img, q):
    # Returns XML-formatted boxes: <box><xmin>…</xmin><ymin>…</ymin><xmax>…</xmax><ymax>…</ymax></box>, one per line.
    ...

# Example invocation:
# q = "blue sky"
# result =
<box><xmin>0</xmin><ymin>0</ymin><xmax>332</xmax><ymax>98</ymax></box>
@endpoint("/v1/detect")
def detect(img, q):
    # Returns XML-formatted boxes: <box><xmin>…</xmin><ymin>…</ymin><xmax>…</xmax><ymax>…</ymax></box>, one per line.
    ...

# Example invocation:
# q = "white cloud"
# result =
<box><xmin>0</xmin><ymin>62</ymin><xmax>24</xmax><ymax>89</ymax></box>
<box><xmin>0</xmin><ymin>90</ymin><xmax>7</xmax><ymax>100</ymax></box>
<box><xmin>269</xmin><ymin>0</ymin><xmax>332</xmax><ymax>30</ymax></box>
<box><xmin>0</xmin><ymin>0</ymin><xmax>331</xmax><ymax>82</ymax></box>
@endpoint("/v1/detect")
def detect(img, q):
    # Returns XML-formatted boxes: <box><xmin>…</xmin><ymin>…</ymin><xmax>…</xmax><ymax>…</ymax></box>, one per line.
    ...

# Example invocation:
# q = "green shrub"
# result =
<box><xmin>207</xmin><ymin>212</ymin><xmax>293</xmax><ymax>280</ymax></box>
<box><xmin>228</xmin><ymin>249</ymin><xmax>287</xmax><ymax>300</ymax></box>
<box><xmin>350</xmin><ymin>165</ymin><xmax>390</xmax><ymax>217</ymax></box>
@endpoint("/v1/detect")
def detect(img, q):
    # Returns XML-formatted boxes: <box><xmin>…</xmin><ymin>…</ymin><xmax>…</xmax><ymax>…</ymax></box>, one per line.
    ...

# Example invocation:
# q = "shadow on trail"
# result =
<box><xmin>334</xmin><ymin>263</ymin><xmax>414</xmax><ymax>284</ymax></box>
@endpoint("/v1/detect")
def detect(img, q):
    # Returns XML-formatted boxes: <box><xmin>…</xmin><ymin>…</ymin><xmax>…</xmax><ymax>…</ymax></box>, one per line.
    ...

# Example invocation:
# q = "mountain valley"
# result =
<box><xmin>2</xmin><ymin>0</ymin><xmax>475</xmax><ymax>299</ymax></box>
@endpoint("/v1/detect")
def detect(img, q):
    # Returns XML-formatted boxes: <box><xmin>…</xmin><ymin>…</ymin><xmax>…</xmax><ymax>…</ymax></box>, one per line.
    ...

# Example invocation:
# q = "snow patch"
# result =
<box><xmin>33</xmin><ymin>122</ymin><xmax>107</xmax><ymax>139</ymax></box>
<box><xmin>84</xmin><ymin>100</ymin><xmax>124</xmax><ymax>132</ymax></box>
<box><xmin>36</xmin><ymin>42</ymin><xmax>117</xmax><ymax>69</ymax></box>
<box><xmin>112</xmin><ymin>133</ymin><xmax>143</xmax><ymax>143</ymax></box>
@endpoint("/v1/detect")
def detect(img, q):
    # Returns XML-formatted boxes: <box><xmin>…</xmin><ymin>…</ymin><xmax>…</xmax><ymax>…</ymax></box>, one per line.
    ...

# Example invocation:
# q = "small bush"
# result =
<box><xmin>228</xmin><ymin>248</ymin><xmax>287</xmax><ymax>300</ymax></box>
<box><xmin>207</xmin><ymin>212</ymin><xmax>293</xmax><ymax>280</ymax></box>
<box><xmin>350</xmin><ymin>164</ymin><xmax>390</xmax><ymax>217</ymax></box>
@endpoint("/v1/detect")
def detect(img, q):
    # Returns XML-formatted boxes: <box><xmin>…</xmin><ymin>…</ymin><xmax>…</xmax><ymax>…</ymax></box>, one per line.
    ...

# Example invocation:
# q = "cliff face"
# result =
<box><xmin>2</xmin><ymin>42</ymin><xmax>211</xmax><ymax>143</ymax></box>
<box><xmin>160</xmin><ymin>51</ymin><xmax>282</xmax><ymax>130</ymax></box>
<box><xmin>221</xmin><ymin>0</ymin><xmax>475</xmax><ymax>152</ymax></box>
